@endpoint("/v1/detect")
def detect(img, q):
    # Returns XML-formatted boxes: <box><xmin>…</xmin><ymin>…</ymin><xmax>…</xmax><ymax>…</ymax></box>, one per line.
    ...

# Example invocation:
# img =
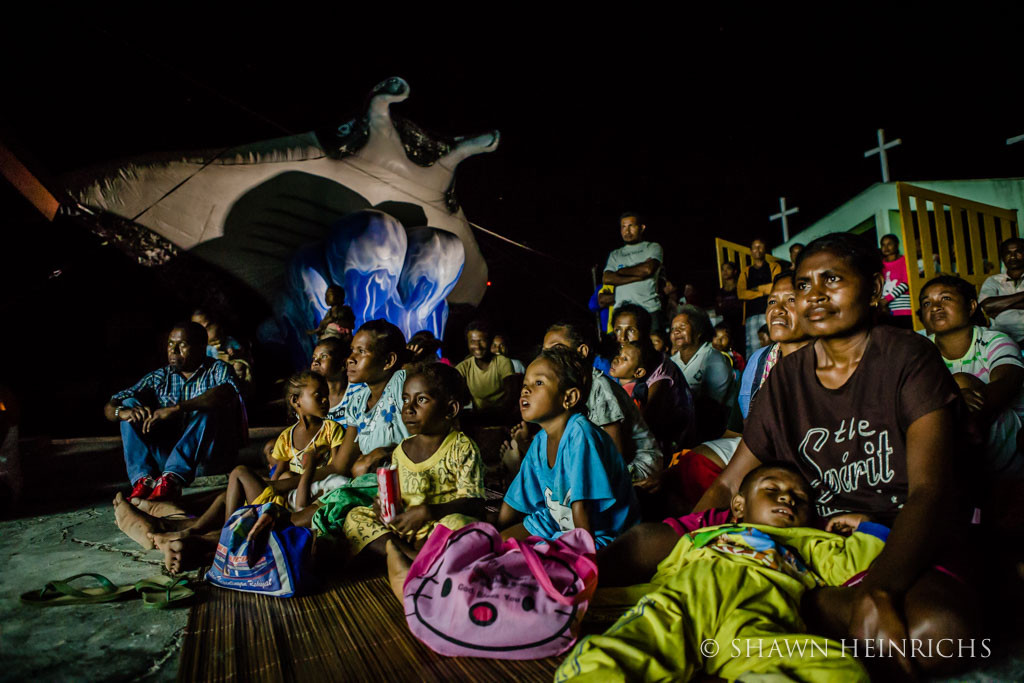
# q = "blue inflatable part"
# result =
<box><xmin>275</xmin><ymin>210</ymin><xmax>466</xmax><ymax>351</ymax></box>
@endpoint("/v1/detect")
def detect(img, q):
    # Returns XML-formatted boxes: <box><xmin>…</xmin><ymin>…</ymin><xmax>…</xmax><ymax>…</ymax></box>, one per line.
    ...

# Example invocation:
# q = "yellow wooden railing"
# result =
<box><xmin>714</xmin><ymin>237</ymin><xmax>783</xmax><ymax>287</ymax></box>
<box><xmin>897</xmin><ymin>182</ymin><xmax>1019</xmax><ymax>330</ymax></box>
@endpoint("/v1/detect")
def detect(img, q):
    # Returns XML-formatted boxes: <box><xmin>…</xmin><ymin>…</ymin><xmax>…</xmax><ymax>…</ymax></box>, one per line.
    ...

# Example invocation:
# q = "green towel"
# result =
<box><xmin>311</xmin><ymin>472</ymin><xmax>378</xmax><ymax>539</ymax></box>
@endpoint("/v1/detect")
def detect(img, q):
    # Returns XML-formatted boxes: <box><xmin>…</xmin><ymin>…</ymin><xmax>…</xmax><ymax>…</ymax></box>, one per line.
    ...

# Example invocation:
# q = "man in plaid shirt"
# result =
<box><xmin>104</xmin><ymin>322</ymin><xmax>243</xmax><ymax>501</ymax></box>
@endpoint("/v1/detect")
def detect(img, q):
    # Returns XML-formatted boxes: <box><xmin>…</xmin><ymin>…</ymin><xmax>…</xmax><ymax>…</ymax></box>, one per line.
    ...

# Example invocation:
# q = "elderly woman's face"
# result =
<box><xmin>670</xmin><ymin>314</ymin><xmax>695</xmax><ymax>350</ymax></box>
<box><xmin>766</xmin><ymin>278</ymin><xmax>804</xmax><ymax>343</ymax></box>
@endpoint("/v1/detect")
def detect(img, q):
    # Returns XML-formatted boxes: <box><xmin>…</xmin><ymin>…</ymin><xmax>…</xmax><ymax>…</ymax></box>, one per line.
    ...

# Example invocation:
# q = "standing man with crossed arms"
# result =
<box><xmin>603</xmin><ymin>212</ymin><xmax>665</xmax><ymax>332</ymax></box>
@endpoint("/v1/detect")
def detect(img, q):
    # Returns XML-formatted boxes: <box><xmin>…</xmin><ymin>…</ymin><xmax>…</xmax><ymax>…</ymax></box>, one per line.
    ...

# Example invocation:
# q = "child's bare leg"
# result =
<box><xmin>224</xmin><ymin>465</ymin><xmax>270</xmax><ymax>522</ymax></box>
<box><xmin>596</xmin><ymin>522</ymin><xmax>681</xmax><ymax>587</ymax></box>
<box><xmin>146</xmin><ymin>487</ymin><xmax>224</xmax><ymax>518</ymax></box>
<box><xmin>386</xmin><ymin>538</ymin><xmax>413</xmax><ymax>601</ymax></box>
<box><xmin>389</xmin><ymin>533</ymin><xmax>419</xmax><ymax>559</ymax></box>
<box><xmin>901</xmin><ymin>570</ymin><xmax>981</xmax><ymax>676</ymax></box>
<box><xmin>803</xmin><ymin>569</ymin><xmax>979</xmax><ymax>677</ymax></box>
<box><xmin>360</xmin><ymin>534</ymin><xmax>394</xmax><ymax>559</ymax></box>
<box><xmin>151</xmin><ymin>491</ymin><xmax>227</xmax><ymax>548</ymax></box>
<box><xmin>289</xmin><ymin>505</ymin><xmax>318</xmax><ymax>529</ymax></box>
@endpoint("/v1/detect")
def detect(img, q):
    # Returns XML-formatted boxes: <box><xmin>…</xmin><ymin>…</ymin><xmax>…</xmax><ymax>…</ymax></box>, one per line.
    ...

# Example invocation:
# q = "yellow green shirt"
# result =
<box><xmin>557</xmin><ymin>524</ymin><xmax>883</xmax><ymax>682</ymax></box>
<box><xmin>393</xmin><ymin>430</ymin><xmax>486</xmax><ymax>506</ymax></box>
<box><xmin>456</xmin><ymin>354</ymin><xmax>516</xmax><ymax>411</ymax></box>
<box><xmin>338</xmin><ymin>430</ymin><xmax>486</xmax><ymax>556</ymax></box>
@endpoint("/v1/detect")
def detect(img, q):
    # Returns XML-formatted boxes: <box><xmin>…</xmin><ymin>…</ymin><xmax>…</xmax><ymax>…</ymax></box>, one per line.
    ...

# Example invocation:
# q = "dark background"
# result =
<box><xmin>3</xmin><ymin>9</ymin><xmax>1024</xmax><ymax>435</ymax></box>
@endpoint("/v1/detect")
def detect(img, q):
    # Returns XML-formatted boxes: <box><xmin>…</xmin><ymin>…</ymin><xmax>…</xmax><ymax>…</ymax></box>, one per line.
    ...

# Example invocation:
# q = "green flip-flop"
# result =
<box><xmin>20</xmin><ymin>572</ymin><xmax>135</xmax><ymax>607</ymax></box>
<box><xmin>134</xmin><ymin>576</ymin><xmax>194</xmax><ymax>609</ymax></box>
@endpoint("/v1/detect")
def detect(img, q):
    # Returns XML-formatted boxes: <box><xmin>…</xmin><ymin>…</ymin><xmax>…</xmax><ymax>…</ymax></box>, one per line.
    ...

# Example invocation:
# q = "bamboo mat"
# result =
<box><xmin>177</xmin><ymin>570</ymin><xmax>562</xmax><ymax>682</ymax></box>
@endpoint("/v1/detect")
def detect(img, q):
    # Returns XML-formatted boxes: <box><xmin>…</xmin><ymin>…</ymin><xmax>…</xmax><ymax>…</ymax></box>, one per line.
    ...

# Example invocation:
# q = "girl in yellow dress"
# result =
<box><xmin>342</xmin><ymin>362</ymin><xmax>486</xmax><ymax>560</ymax></box>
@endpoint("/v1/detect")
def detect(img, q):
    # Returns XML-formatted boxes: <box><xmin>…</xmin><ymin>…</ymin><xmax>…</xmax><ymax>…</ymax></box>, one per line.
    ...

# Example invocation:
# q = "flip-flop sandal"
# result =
<box><xmin>20</xmin><ymin>572</ymin><xmax>135</xmax><ymax>607</ymax></box>
<box><xmin>134</xmin><ymin>576</ymin><xmax>194</xmax><ymax>609</ymax></box>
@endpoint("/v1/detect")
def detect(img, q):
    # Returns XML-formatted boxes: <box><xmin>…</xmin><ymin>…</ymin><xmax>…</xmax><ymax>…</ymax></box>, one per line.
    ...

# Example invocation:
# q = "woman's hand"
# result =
<box><xmin>352</xmin><ymin>446</ymin><xmax>391</xmax><ymax>478</ymax></box>
<box><xmin>825</xmin><ymin>513</ymin><xmax>871</xmax><ymax>536</ymax></box>
<box><xmin>959</xmin><ymin>387</ymin><xmax>986</xmax><ymax>413</ymax></box>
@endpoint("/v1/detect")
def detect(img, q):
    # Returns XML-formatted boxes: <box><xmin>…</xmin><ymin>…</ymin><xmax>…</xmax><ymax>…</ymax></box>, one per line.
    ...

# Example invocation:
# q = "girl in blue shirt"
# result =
<box><xmin>499</xmin><ymin>346</ymin><xmax>639</xmax><ymax>549</ymax></box>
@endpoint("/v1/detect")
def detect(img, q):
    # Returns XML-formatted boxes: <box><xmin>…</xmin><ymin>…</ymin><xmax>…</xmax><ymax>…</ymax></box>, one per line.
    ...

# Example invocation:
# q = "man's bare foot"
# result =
<box><xmin>163</xmin><ymin>535</ymin><xmax>213</xmax><ymax>573</ymax></box>
<box><xmin>113</xmin><ymin>492</ymin><xmax>156</xmax><ymax>550</ymax></box>
<box><xmin>390</xmin><ymin>533</ymin><xmax>418</xmax><ymax>561</ymax></box>
<box><xmin>130</xmin><ymin>497</ymin><xmax>187</xmax><ymax>518</ymax></box>
<box><xmin>151</xmin><ymin>528</ymin><xmax>191</xmax><ymax>550</ymax></box>
<box><xmin>386</xmin><ymin>539</ymin><xmax>414</xmax><ymax>602</ymax></box>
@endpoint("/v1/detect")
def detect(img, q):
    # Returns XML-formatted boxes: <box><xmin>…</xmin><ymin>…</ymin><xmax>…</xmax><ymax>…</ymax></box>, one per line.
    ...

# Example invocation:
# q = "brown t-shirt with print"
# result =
<box><xmin>743</xmin><ymin>325</ymin><xmax>959</xmax><ymax>526</ymax></box>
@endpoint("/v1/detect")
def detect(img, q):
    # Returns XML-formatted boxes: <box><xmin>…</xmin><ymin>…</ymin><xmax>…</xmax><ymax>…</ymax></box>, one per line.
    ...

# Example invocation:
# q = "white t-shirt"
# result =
<box><xmin>929</xmin><ymin>326</ymin><xmax>1024</xmax><ymax>476</ymax></box>
<box><xmin>670</xmin><ymin>342</ymin><xmax>734</xmax><ymax>404</ymax></box>
<box><xmin>605</xmin><ymin>241</ymin><xmax>663</xmax><ymax>313</ymax></box>
<box><xmin>979</xmin><ymin>274</ymin><xmax>1024</xmax><ymax>343</ymax></box>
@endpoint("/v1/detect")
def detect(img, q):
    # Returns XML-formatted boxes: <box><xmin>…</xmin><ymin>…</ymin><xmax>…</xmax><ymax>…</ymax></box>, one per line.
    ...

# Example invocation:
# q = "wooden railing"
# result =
<box><xmin>714</xmin><ymin>237</ymin><xmax>783</xmax><ymax>287</ymax></box>
<box><xmin>897</xmin><ymin>182</ymin><xmax>1019</xmax><ymax>330</ymax></box>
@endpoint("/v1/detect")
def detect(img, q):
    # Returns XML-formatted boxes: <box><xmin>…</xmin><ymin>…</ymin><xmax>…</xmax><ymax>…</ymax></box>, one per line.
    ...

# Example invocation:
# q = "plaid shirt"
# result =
<box><xmin>111</xmin><ymin>358</ymin><xmax>241</xmax><ymax>408</ymax></box>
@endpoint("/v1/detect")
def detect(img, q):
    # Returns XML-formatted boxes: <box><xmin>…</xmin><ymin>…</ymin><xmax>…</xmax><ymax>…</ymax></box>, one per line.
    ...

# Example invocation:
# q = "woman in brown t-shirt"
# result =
<box><xmin>694</xmin><ymin>233</ymin><xmax>978</xmax><ymax>678</ymax></box>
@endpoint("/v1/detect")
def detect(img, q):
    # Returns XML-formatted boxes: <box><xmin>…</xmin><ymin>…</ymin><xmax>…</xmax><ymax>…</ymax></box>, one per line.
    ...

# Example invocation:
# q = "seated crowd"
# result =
<box><xmin>104</xmin><ymin>219</ymin><xmax>1024</xmax><ymax>680</ymax></box>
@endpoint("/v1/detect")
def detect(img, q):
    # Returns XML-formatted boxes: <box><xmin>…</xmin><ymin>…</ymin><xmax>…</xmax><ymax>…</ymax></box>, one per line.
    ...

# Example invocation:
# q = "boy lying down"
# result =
<box><xmin>556</xmin><ymin>463</ymin><xmax>892</xmax><ymax>682</ymax></box>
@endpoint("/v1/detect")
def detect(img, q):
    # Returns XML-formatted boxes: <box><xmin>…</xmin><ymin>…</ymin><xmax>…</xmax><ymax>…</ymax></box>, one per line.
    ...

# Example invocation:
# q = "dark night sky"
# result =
<box><xmin>3</xmin><ymin>9</ymin><xmax>1024</xmax><ymax>433</ymax></box>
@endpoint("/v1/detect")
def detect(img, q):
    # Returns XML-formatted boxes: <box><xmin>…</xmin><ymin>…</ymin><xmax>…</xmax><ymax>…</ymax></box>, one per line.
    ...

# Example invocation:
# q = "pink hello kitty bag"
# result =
<box><xmin>402</xmin><ymin>521</ymin><xmax>598</xmax><ymax>659</ymax></box>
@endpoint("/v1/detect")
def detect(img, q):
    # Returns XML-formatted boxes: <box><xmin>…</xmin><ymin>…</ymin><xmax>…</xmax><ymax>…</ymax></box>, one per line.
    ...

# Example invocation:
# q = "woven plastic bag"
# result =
<box><xmin>205</xmin><ymin>503</ymin><xmax>314</xmax><ymax>598</ymax></box>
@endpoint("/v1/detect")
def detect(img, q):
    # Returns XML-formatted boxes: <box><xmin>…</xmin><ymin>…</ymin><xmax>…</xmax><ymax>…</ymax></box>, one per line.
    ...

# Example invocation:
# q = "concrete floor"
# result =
<box><xmin>0</xmin><ymin>478</ymin><xmax>222</xmax><ymax>683</ymax></box>
<box><xmin>1</xmin><ymin>502</ymin><xmax>188</xmax><ymax>681</ymax></box>
<box><xmin>0</xmin><ymin>429</ymin><xmax>276</xmax><ymax>683</ymax></box>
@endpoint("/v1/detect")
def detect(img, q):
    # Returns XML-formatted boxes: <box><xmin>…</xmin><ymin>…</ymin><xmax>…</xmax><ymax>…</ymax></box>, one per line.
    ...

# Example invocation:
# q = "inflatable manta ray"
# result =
<box><xmin>62</xmin><ymin>76</ymin><xmax>499</xmax><ymax>356</ymax></box>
